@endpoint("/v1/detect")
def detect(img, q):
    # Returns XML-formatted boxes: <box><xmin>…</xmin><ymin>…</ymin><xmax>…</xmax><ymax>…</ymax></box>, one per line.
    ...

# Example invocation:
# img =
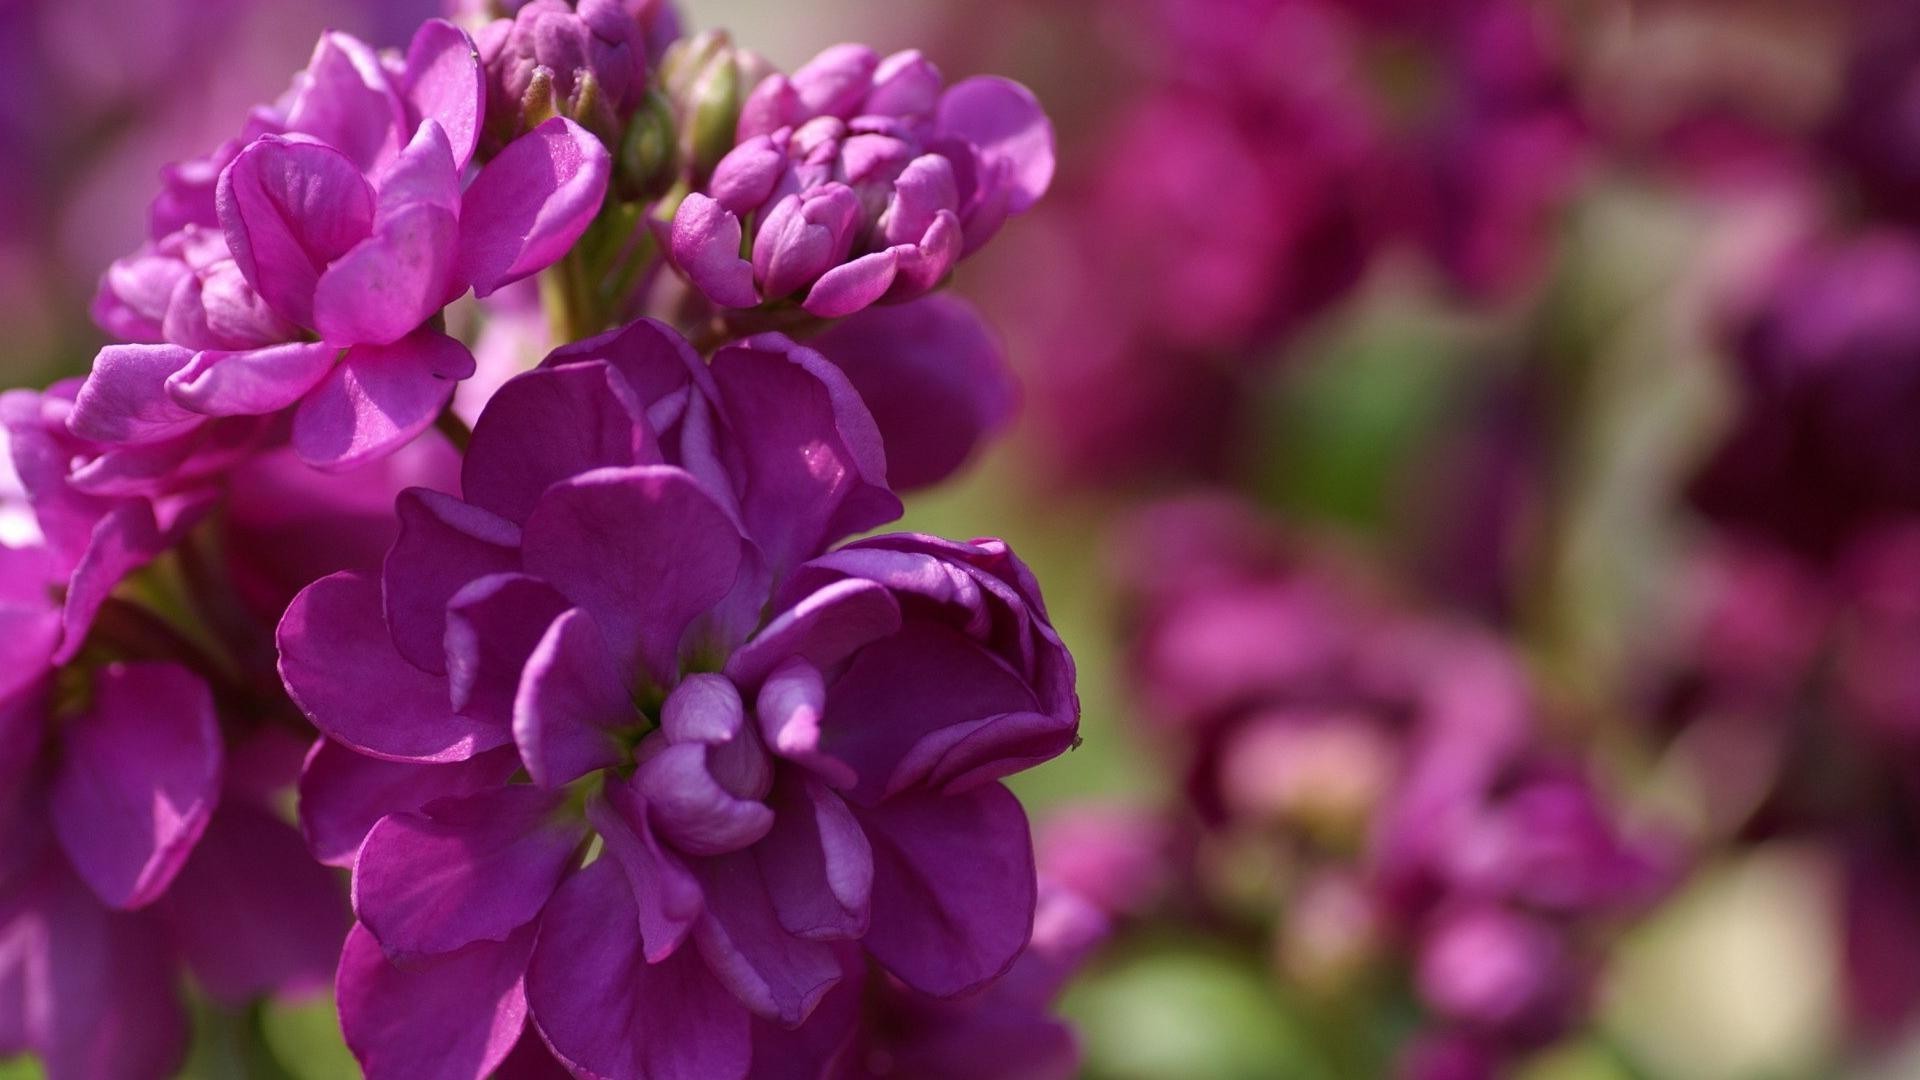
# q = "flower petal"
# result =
<box><xmin>462</xmin><ymin>363</ymin><xmax>658</xmax><ymax>527</ymax></box>
<box><xmin>156</xmin><ymin>803</ymin><xmax>348</xmax><ymax>1004</ymax></box>
<box><xmin>810</xmin><ymin>295</ymin><xmax>1016</xmax><ymax>491</ymax></box>
<box><xmin>68</xmin><ymin>344</ymin><xmax>200</xmax><ymax>444</ymax></box>
<box><xmin>937</xmin><ymin>77</ymin><xmax>1055</xmax><ymax>213</ymax></box>
<box><xmin>50</xmin><ymin>663</ymin><xmax>221</xmax><ymax>910</ymax></box>
<box><xmin>528</xmin><ymin>858</ymin><xmax>752</xmax><ymax>1080</ymax></box>
<box><xmin>164</xmin><ymin>341</ymin><xmax>341</xmax><ymax>417</ymax></box>
<box><xmin>291</xmin><ymin>329</ymin><xmax>477</xmax><ymax>471</ymax></box>
<box><xmin>218</xmin><ymin>135</ymin><xmax>377</xmax><ymax>327</ymax></box>
<box><xmin>752</xmin><ymin>774</ymin><xmax>872</xmax><ymax>941</ymax></box>
<box><xmin>299</xmin><ymin>739</ymin><xmax>523</xmax><ymax>868</ymax></box>
<box><xmin>858</xmin><ymin>782</ymin><xmax>1036</xmax><ymax>997</ymax></box>
<box><xmin>591</xmin><ymin>781</ymin><xmax>705</xmax><ymax>961</ymax></box>
<box><xmin>337</xmin><ymin>921</ymin><xmax>533</xmax><ymax>1080</ymax></box>
<box><xmin>313</xmin><ymin>200</ymin><xmax>461</xmax><ymax>347</ymax></box>
<box><xmin>670</xmin><ymin>192</ymin><xmax>759</xmax><ymax>309</ymax></box>
<box><xmin>383</xmin><ymin>488</ymin><xmax>522</xmax><ymax>675</ymax></box>
<box><xmin>355</xmin><ymin>785</ymin><xmax>585</xmax><ymax>959</ymax></box>
<box><xmin>801</xmin><ymin>248</ymin><xmax>898</xmax><ymax>318</ymax></box>
<box><xmin>514</xmin><ymin>607</ymin><xmax>634</xmax><ymax>788</ymax></box>
<box><xmin>521</xmin><ymin>466</ymin><xmax>744</xmax><ymax>683</ymax></box>
<box><xmin>725</xmin><ymin>578</ymin><xmax>901</xmax><ymax>690</ymax></box>
<box><xmin>404</xmin><ymin>20</ymin><xmax>485</xmax><ymax>171</ymax></box>
<box><xmin>279</xmin><ymin>571</ymin><xmax>511</xmax><ymax>763</ymax></box>
<box><xmin>446</xmin><ymin>573</ymin><xmax>573</xmax><ymax>728</ymax></box>
<box><xmin>692</xmin><ymin>851</ymin><xmax>844</xmax><ymax>1025</ymax></box>
<box><xmin>456</xmin><ymin>118</ymin><xmax>611</xmax><ymax>297</ymax></box>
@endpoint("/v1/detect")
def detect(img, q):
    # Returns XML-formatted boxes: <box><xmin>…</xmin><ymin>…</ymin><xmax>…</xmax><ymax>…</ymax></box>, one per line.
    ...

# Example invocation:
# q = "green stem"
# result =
<box><xmin>89</xmin><ymin>597</ymin><xmax>246</xmax><ymax>702</ymax></box>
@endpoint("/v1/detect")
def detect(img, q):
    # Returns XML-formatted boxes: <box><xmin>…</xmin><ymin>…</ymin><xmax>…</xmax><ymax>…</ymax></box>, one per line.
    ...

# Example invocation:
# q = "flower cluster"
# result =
<box><xmin>2</xmin><ymin>3</ymin><xmax>1079</xmax><ymax>1078</ymax></box>
<box><xmin>1109</xmin><ymin>497</ymin><xmax>1670</xmax><ymax>1078</ymax></box>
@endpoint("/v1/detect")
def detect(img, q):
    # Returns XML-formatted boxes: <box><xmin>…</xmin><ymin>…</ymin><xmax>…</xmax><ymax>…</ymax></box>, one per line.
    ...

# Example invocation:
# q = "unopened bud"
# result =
<box><xmin>661</xmin><ymin>30</ymin><xmax>752</xmax><ymax>183</ymax></box>
<box><xmin>617</xmin><ymin>89</ymin><xmax>678</xmax><ymax>201</ymax></box>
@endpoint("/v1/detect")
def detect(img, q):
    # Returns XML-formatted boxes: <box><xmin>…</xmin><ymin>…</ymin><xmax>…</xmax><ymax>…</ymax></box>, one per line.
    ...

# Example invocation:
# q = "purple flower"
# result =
<box><xmin>279</xmin><ymin>318</ymin><xmax>1078</xmax><ymax>1079</ymax></box>
<box><xmin>82</xmin><ymin>20</ymin><xmax>612</xmax><ymax>472</ymax></box>
<box><xmin>669</xmin><ymin>44</ymin><xmax>1054</xmax><ymax>318</ymax></box>
<box><xmin>1690</xmin><ymin>232</ymin><xmax>1920</xmax><ymax>559</ymax></box>
<box><xmin>809</xmin><ymin>294</ymin><xmax>1017</xmax><ymax>492</ymax></box>
<box><xmin>473</xmin><ymin>0</ymin><xmax>652</xmax><ymax>149</ymax></box>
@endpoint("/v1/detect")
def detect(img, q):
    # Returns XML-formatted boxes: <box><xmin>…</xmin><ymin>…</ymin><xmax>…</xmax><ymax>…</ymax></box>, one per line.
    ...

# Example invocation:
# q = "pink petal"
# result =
<box><xmin>284</xmin><ymin>32</ymin><xmax>410</xmax><ymax>174</ymax></box>
<box><xmin>218</xmin><ymin>135</ymin><xmax>377</xmax><ymax>328</ymax></box>
<box><xmin>50</xmin><ymin>663</ymin><xmax>222</xmax><ymax>910</ymax></box>
<box><xmin>67</xmin><ymin>344</ymin><xmax>200</xmax><ymax>444</ymax></box>
<box><xmin>313</xmin><ymin>203</ymin><xmax>461</xmax><ymax>347</ymax></box>
<box><xmin>164</xmin><ymin>341</ymin><xmax>340</xmax><ymax>417</ymax></box>
<box><xmin>800</xmin><ymin>248</ymin><xmax>899</xmax><ymax>318</ymax></box>
<box><xmin>404</xmin><ymin>20</ymin><xmax>485</xmax><ymax>171</ymax></box>
<box><xmin>936</xmin><ymin>77</ymin><xmax>1055</xmax><ymax>213</ymax></box>
<box><xmin>456</xmin><ymin>118</ymin><xmax>611</xmax><ymax>297</ymax></box>
<box><xmin>669</xmin><ymin>192</ymin><xmax>759</xmax><ymax>308</ymax></box>
<box><xmin>291</xmin><ymin>328</ymin><xmax>476</xmax><ymax>471</ymax></box>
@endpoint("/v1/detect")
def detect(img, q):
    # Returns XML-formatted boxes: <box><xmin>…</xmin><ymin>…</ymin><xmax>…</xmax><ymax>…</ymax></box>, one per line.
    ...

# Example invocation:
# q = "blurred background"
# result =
<box><xmin>11</xmin><ymin>0</ymin><xmax>1920</xmax><ymax>1077</ymax></box>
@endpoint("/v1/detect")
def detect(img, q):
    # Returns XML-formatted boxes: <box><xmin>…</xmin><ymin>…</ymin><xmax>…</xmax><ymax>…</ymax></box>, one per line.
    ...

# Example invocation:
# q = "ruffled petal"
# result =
<box><xmin>383</xmin><ymin>488</ymin><xmax>522</xmax><ymax>674</ymax></box>
<box><xmin>217</xmin><ymin>135</ymin><xmax>377</xmax><ymax>327</ymax></box>
<box><xmin>462</xmin><ymin>363</ymin><xmax>658</xmax><ymax>526</ymax></box>
<box><xmin>299</xmin><ymin>739</ymin><xmax>523</xmax><ymax>867</ymax></box>
<box><xmin>337</xmin><ymin>920</ymin><xmax>533</xmax><ymax>1080</ymax></box>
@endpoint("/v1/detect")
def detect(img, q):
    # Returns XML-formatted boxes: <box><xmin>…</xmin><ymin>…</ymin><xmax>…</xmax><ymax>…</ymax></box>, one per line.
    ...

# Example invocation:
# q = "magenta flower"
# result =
<box><xmin>669</xmin><ymin>44</ymin><xmax>1053</xmax><ymax>318</ymax></box>
<box><xmin>82</xmin><ymin>20</ymin><xmax>611</xmax><ymax>472</ymax></box>
<box><xmin>278</xmin><ymin>318</ymin><xmax>1078</xmax><ymax>1079</ymax></box>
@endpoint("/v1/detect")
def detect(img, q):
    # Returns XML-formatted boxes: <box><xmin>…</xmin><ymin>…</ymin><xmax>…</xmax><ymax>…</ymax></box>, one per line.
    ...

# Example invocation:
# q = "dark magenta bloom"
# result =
<box><xmin>669</xmin><ymin>44</ymin><xmax>1053</xmax><ymax>317</ymax></box>
<box><xmin>83</xmin><ymin>20</ymin><xmax>611</xmax><ymax>472</ymax></box>
<box><xmin>279</xmin><ymin>319</ymin><xmax>1078</xmax><ymax>1079</ymax></box>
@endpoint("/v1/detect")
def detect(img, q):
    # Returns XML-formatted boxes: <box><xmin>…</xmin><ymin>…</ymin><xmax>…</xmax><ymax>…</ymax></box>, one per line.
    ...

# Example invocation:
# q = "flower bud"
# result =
<box><xmin>615</xmin><ymin>89</ymin><xmax>678</xmax><ymax>201</ymax></box>
<box><xmin>660</xmin><ymin>29</ymin><xmax>766</xmax><ymax>183</ymax></box>
<box><xmin>479</xmin><ymin>0</ymin><xmax>648</xmax><ymax>151</ymax></box>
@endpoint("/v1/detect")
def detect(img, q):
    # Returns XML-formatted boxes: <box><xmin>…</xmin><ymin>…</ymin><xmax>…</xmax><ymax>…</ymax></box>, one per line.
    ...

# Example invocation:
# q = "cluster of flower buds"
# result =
<box><xmin>1</xmin><ymin>3</ymin><xmax>1078</xmax><ymax>1078</ymax></box>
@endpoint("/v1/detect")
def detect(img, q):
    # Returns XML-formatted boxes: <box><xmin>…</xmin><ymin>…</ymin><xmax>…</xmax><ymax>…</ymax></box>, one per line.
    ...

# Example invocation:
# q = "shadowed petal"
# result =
<box><xmin>292</xmin><ymin>329</ymin><xmax>476</xmax><ymax>471</ymax></box>
<box><xmin>338</xmin><ymin>921</ymin><xmax>533</xmax><ymax>1080</ymax></box>
<box><xmin>462</xmin><ymin>363</ymin><xmax>658</xmax><ymax>526</ymax></box>
<box><xmin>299</xmin><ymin>739</ymin><xmax>523</xmax><ymax>868</ymax></box>
<box><xmin>693</xmin><ymin>851</ymin><xmax>844</xmax><ymax>1025</ymax></box>
<box><xmin>50</xmin><ymin>663</ymin><xmax>221</xmax><ymax>910</ymax></box>
<box><xmin>514</xmin><ymin>607</ymin><xmax>634</xmax><ymax>787</ymax></box>
<box><xmin>383</xmin><ymin>488</ymin><xmax>521</xmax><ymax>675</ymax></box>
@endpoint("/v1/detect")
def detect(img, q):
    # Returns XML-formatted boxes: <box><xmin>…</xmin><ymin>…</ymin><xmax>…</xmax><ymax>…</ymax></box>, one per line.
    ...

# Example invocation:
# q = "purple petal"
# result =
<box><xmin>456</xmin><ymin>117</ymin><xmax>611</xmax><ymax>297</ymax></box>
<box><xmin>789</xmin><ymin>44</ymin><xmax>880</xmax><ymax>118</ymax></box>
<box><xmin>50</xmin><ymin>663</ymin><xmax>221</xmax><ymax>910</ymax></box>
<box><xmin>591</xmin><ymin>781</ymin><xmax>705</xmax><ymax>961</ymax></box>
<box><xmin>165</xmin><ymin>341</ymin><xmax>341</xmax><ymax>417</ymax></box>
<box><xmin>708</xmin><ymin>336</ymin><xmax>901</xmax><ymax>580</ymax></box>
<box><xmin>810</xmin><ymin>294</ymin><xmax>1016</xmax><ymax>491</ymax></box>
<box><xmin>374</xmin><ymin>120</ymin><xmax>464</xmax><ymax>219</ymax></box>
<box><xmin>752</xmin><ymin>774</ymin><xmax>872</xmax><ymax>941</ymax></box>
<box><xmin>355</xmin><ymin>785</ymin><xmax>585</xmax><ymax>959</ymax></box>
<box><xmin>801</xmin><ymin>249</ymin><xmax>899</xmax><ymax>318</ymax></box>
<box><xmin>313</xmin><ymin>201</ymin><xmax>461</xmax><ymax>347</ymax></box>
<box><xmin>6</xmin><ymin>861</ymin><xmax>189</xmax><ymax>1079</ymax></box>
<box><xmin>670</xmin><ymin>192</ymin><xmax>759</xmax><ymax>308</ymax></box>
<box><xmin>58</xmin><ymin>499</ymin><xmax>174</xmax><ymax>664</ymax></box>
<box><xmin>693</xmin><ymin>851</ymin><xmax>844</xmax><ymax>1025</ymax></box>
<box><xmin>725</xmin><ymin>578</ymin><xmax>902</xmax><ymax>689</ymax></box>
<box><xmin>67</xmin><ymin>344</ymin><xmax>200</xmax><ymax>444</ymax></box>
<box><xmin>279</xmin><ymin>571</ymin><xmax>511</xmax><ymax>763</ymax></box>
<box><xmin>446</xmin><ymin>573</ymin><xmax>573</xmax><ymax>728</ymax></box>
<box><xmin>514</xmin><ymin>607</ymin><xmax>634</xmax><ymax>787</ymax></box>
<box><xmin>707</xmin><ymin>136</ymin><xmax>788</xmax><ymax>215</ymax></box>
<box><xmin>755</xmin><ymin>659</ymin><xmax>857</xmax><ymax>790</ymax></box>
<box><xmin>338</xmin><ymin>921</ymin><xmax>533</xmax><ymax>1080</ymax></box>
<box><xmin>521</xmin><ymin>466</ymin><xmax>744</xmax><ymax>683</ymax></box>
<box><xmin>823</xmin><ymin>622</ymin><xmax>1052</xmax><ymax>804</ymax></box>
<box><xmin>404</xmin><ymin>20</ymin><xmax>486</xmax><ymax>170</ymax></box>
<box><xmin>528</xmin><ymin>858</ymin><xmax>752</xmax><ymax>1080</ymax></box>
<box><xmin>218</xmin><ymin>136</ymin><xmax>377</xmax><ymax>327</ymax></box>
<box><xmin>463</xmin><ymin>363</ymin><xmax>658</xmax><ymax>526</ymax></box>
<box><xmin>859</xmin><ymin>782</ymin><xmax>1035</xmax><ymax>996</ymax></box>
<box><xmin>540</xmin><ymin>317</ymin><xmax>711</xmax><ymax>408</ymax></box>
<box><xmin>635</xmin><ymin>743</ymin><xmax>775</xmax><ymax>856</ymax></box>
<box><xmin>156</xmin><ymin>803</ymin><xmax>348</xmax><ymax>1004</ymax></box>
<box><xmin>300</xmin><ymin>739</ymin><xmax>523</xmax><ymax>867</ymax></box>
<box><xmin>291</xmin><ymin>328</ymin><xmax>476</xmax><ymax>471</ymax></box>
<box><xmin>752</xmin><ymin>187</ymin><xmax>859</xmax><ymax>301</ymax></box>
<box><xmin>383</xmin><ymin>488</ymin><xmax>521</xmax><ymax>675</ymax></box>
<box><xmin>936</xmin><ymin>77</ymin><xmax>1055</xmax><ymax>213</ymax></box>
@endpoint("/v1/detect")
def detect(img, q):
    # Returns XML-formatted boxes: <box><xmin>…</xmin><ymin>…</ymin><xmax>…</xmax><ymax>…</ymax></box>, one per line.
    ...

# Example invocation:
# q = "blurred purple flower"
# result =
<box><xmin>279</xmin><ymin>318</ymin><xmax>1077</xmax><ymax>1079</ymax></box>
<box><xmin>669</xmin><ymin>44</ymin><xmax>1053</xmax><ymax>318</ymax></box>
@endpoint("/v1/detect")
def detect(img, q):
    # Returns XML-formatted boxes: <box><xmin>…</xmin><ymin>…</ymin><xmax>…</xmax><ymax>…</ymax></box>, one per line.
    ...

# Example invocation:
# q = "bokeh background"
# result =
<box><xmin>10</xmin><ymin>0</ymin><xmax>1920</xmax><ymax>1077</ymax></box>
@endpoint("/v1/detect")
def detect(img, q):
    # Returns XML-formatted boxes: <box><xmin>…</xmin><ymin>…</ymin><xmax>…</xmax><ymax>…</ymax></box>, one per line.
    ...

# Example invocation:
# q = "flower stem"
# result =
<box><xmin>434</xmin><ymin>405</ymin><xmax>474</xmax><ymax>454</ymax></box>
